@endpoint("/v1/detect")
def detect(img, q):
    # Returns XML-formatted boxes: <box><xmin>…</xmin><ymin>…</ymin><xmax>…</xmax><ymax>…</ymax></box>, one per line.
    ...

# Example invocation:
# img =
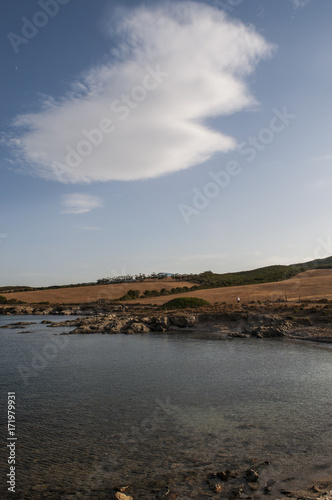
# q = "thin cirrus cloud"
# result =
<box><xmin>61</xmin><ymin>193</ymin><xmax>103</xmax><ymax>214</ymax></box>
<box><xmin>11</xmin><ymin>1</ymin><xmax>274</xmax><ymax>184</ymax></box>
<box><xmin>291</xmin><ymin>0</ymin><xmax>311</xmax><ymax>8</ymax></box>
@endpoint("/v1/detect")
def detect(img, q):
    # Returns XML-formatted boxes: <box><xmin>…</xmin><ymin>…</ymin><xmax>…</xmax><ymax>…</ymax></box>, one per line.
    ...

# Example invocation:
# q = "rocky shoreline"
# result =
<box><xmin>1</xmin><ymin>301</ymin><xmax>331</xmax><ymax>343</ymax></box>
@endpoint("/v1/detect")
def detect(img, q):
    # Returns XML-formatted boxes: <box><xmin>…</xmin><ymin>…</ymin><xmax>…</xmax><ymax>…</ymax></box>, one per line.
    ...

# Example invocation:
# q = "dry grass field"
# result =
<box><xmin>2</xmin><ymin>279</ymin><xmax>194</xmax><ymax>304</ymax></box>
<box><xmin>2</xmin><ymin>269</ymin><xmax>332</xmax><ymax>306</ymax></box>
<box><xmin>135</xmin><ymin>269</ymin><xmax>332</xmax><ymax>305</ymax></box>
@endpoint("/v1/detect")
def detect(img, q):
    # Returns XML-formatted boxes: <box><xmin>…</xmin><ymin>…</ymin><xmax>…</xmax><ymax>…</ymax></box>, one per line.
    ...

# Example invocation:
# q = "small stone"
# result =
<box><xmin>313</xmin><ymin>482</ymin><xmax>332</xmax><ymax>493</ymax></box>
<box><xmin>115</xmin><ymin>492</ymin><xmax>133</xmax><ymax>500</ymax></box>
<box><xmin>280</xmin><ymin>488</ymin><xmax>293</xmax><ymax>495</ymax></box>
<box><xmin>214</xmin><ymin>482</ymin><xmax>223</xmax><ymax>493</ymax></box>
<box><xmin>217</xmin><ymin>470</ymin><xmax>229</xmax><ymax>481</ymax></box>
<box><xmin>245</xmin><ymin>469</ymin><xmax>259</xmax><ymax>482</ymax></box>
<box><xmin>157</xmin><ymin>486</ymin><xmax>170</xmax><ymax>498</ymax></box>
<box><xmin>119</xmin><ymin>486</ymin><xmax>130</xmax><ymax>493</ymax></box>
<box><xmin>208</xmin><ymin>478</ymin><xmax>224</xmax><ymax>493</ymax></box>
<box><xmin>231</xmin><ymin>486</ymin><xmax>244</xmax><ymax>497</ymax></box>
<box><xmin>248</xmin><ymin>482</ymin><xmax>259</xmax><ymax>491</ymax></box>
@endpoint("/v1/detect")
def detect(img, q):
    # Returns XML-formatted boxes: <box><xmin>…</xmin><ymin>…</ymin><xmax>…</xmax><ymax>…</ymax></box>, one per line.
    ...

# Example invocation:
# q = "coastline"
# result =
<box><xmin>1</xmin><ymin>301</ymin><xmax>331</xmax><ymax>344</ymax></box>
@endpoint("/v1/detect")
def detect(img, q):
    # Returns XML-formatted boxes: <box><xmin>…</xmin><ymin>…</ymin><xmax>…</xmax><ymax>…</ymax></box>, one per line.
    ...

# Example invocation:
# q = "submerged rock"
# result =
<box><xmin>207</xmin><ymin>477</ymin><xmax>224</xmax><ymax>493</ymax></box>
<box><xmin>245</xmin><ymin>469</ymin><xmax>259</xmax><ymax>482</ymax></box>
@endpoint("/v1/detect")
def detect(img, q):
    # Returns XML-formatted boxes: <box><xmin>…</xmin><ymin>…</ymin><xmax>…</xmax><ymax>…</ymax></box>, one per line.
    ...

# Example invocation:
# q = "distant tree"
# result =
<box><xmin>126</xmin><ymin>289</ymin><xmax>140</xmax><ymax>299</ymax></box>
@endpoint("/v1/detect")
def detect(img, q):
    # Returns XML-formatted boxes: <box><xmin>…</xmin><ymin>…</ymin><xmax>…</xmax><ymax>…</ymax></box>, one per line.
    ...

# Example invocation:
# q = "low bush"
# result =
<box><xmin>161</xmin><ymin>297</ymin><xmax>210</xmax><ymax>310</ymax></box>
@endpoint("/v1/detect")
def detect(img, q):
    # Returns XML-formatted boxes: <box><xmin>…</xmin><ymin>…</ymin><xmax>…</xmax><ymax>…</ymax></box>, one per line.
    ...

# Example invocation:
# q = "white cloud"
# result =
<box><xmin>10</xmin><ymin>2</ymin><xmax>274</xmax><ymax>183</ymax></box>
<box><xmin>61</xmin><ymin>194</ymin><xmax>103</xmax><ymax>214</ymax></box>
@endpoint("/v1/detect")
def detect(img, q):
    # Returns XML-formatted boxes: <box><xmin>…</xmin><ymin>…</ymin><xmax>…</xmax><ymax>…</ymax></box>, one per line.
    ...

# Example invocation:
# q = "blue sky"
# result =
<box><xmin>1</xmin><ymin>0</ymin><xmax>332</xmax><ymax>286</ymax></box>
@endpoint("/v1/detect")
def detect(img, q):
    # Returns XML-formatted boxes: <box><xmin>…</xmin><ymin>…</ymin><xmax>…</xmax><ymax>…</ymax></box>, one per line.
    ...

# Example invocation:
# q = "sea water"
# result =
<box><xmin>0</xmin><ymin>315</ymin><xmax>331</xmax><ymax>498</ymax></box>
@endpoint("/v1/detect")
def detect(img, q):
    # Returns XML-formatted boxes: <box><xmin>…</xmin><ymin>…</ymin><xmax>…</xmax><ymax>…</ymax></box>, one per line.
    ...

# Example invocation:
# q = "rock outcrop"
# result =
<box><xmin>44</xmin><ymin>314</ymin><xmax>197</xmax><ymax>334</ymax></box>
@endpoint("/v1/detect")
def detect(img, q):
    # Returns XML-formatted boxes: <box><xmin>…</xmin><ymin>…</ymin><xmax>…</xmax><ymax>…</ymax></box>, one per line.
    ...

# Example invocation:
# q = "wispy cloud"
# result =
<box><xmin>9</xmin><ymin>2</ymin><xmax>273</xmax><ymax>183</ymax></box>
<box><xmin>61</xmin><ymin>194</ymin><xmax>103</xmax><ymax>214</ymax></box>
<box><xmin>291</xmin><ymin>0</ymin><xmax>311</xmax><ymax>8</ymax></box>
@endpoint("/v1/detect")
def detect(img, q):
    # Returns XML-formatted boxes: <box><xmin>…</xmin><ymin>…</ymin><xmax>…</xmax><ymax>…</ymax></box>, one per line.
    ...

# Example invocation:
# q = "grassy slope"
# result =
<box><xmin>177</xmin><ymin>256</ymin><xmax>332</xmax><ymax>288</ymax></box>
<box><xmin>135</xmin><ymin>269</ymin><xmax>332</xmax><ymax>305</ymax></box>
<box><xmin>1</xmin><ymin>256</ymin><xmax>332</xmax><ymax>305</ymax></box>
<box><xmin>1</xmin><ymin>279</ymin><xmax>194</xmax><ymax>304</ymax></box>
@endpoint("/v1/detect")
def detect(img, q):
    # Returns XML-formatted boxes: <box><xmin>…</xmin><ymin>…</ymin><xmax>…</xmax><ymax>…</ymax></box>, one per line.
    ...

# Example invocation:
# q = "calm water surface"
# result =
<box><xmin>0</xmin><ymin>315</ymin><xmax>331</xmax><ymax>499</ymax></box>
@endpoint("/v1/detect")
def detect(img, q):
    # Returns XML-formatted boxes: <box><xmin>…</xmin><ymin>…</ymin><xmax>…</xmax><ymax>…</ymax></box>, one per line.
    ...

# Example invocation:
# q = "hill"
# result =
<box><xmin>135</xmin><ymin>269</ymin><xmax>332</xmax><ymax>305</ymax></box>
<box><xmin>1</xmin><ymin>256</ymin><xmax>332</xmax><ymax>305</ymax></box>
<box><xmin>0</xmin><ymin>279</ymin><xmax>194</xmax><ymax>305</ymax></box>
<box><xmin>174</xmin><ymin>256</ymin><xmax>332</xmax><ymax>288</ymax></box>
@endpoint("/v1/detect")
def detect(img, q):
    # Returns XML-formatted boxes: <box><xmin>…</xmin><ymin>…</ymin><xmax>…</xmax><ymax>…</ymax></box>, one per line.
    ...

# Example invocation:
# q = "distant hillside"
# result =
<box><xmin>173</xmin><ymin>256</ymin><xmax>332</xmax><ymax>289</ymax></box>
<box><xmin>1</xmin><ymin>257</ymin><xmax>331</xmax><ymax>303</ymax></box>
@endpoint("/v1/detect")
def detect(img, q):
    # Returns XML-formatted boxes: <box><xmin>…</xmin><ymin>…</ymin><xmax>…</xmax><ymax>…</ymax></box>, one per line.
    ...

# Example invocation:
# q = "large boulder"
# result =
<box><xmin>170</xmin><ymin>315</ymin><xmax>196</xmax><ymax>328</ymax></box>
<box><xmin>122</xmin><ymin>322</ymin><xmax>150</xmax><ymax>334</ymax></box>
<box><xmin>250</xmin><ymin>326</ymin><xmax>287</xmax><ymax>338</ymax></box>
<box><xmin>150</xmin><ymin>316</ymin><xmax>170</xmax><ymax>332</ymax></box>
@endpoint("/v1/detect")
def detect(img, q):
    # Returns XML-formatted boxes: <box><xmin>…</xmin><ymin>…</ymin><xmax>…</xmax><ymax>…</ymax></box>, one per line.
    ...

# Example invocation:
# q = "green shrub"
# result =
<box><xmin>119</xmin><ymin>289</ymin><xmax>140</xmax><ymax>300</ymax></box>
<box><xmin>142</xmin><ymin>289</ymin><xmax>160</xmax><ymax>298</ymax></box>
<box><xmin>0</xmin><ymin>295</ymin><xmax>7</xmax><ymax>304</ymax></box>
<box><xmin>161</xmin><ymin>297</ymin><xmax>210</xmax><ymax>310</ymax></box>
